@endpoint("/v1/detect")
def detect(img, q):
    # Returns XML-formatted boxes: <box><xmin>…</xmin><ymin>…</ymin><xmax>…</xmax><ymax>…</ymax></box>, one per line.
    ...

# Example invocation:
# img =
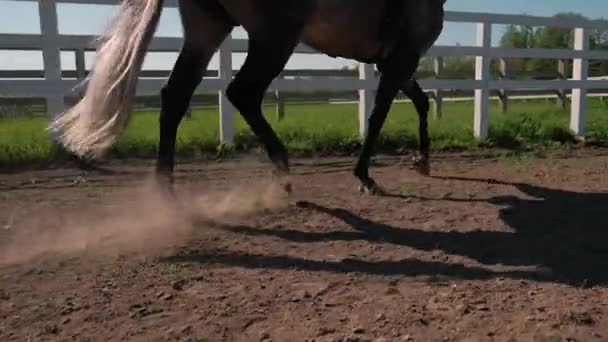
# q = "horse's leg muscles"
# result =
<box><xmin>156</xmin><ymin>0</ymin><xmax>232</xmax><ymax>184</ymax></box>
<box><xmin>226</xmin><ymin>37</ymin><xmax>298</xmax><ymax>184</ymax></box>
<box><xmin>354</xmin><ymin>48</ymin><xmax>421</xmax><ymax>194</ymax></box>
<box><xmin>401</xmin><ymin>79</ymin><xmax>431</xmax><ymax>175</ymax></box>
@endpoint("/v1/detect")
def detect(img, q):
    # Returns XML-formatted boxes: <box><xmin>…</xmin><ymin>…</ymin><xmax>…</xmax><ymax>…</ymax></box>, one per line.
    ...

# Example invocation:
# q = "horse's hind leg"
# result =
<box><xmin>354</xmin><ymin>47</ymin><xmax>422</xmax><ymax>194</ymax></box>
<box><xmin>225</xmin><ymin>35</ymin><xmax>300</xmax><ymax>191</ymax></box>
<box><xmin>156</xmin><ymin>0</ymin><xmax>233</xmax><ymax>184</ymax></box>
<box><xmin>401</xmin><ymin>79</ymin><xmax>431</xmax><ymax>175</ymax></box>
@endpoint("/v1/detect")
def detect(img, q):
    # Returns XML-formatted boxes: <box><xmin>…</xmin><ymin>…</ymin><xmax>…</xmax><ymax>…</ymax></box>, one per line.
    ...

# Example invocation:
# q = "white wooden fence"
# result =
<box><xmin>1</xmin><ymin>0</ymin><xmax>608</xmax><ymax>143</ymax></box>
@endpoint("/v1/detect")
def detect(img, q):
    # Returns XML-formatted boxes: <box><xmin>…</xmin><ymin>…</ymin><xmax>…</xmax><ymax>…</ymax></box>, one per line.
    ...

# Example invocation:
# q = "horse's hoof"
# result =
<box><xmin>153</xmin><ymin>174</ymin><xmax>182</xmax><ymax>206</ymax></box>
<box><xmin>273</xmin><ymin>176</ymin><xmax>293</xmax><ymax>196</ymax></box>
<box><xmin>358</xmin><ymin>182</ymin><xmax>386</xmax><ymax>196</ymax></box>
<box><xmin>412</xmin><ymin>155</ymin><xmax>431</xmax><ymax>176</ymax></box>
<box><xmin>283</xmin><ymin>182</ymin><xmax>293</xmax><ymax>195</ymax></box>
<box><xmin>415</xmin><ymin>162</ymin><xmax>431</xmax><ymax>176</ymax></box>
<box><xmin>271</xmin><ymin>168</ymin><xmax>293</xmax><ymax>196</ymax></box>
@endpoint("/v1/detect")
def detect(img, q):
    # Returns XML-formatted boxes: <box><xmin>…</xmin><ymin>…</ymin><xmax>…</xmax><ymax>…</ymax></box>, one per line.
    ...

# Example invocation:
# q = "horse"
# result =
<box><xmin>49</xmin><ymin>0</ymin><xmax>446</xmax><ymax>195</ymax></box>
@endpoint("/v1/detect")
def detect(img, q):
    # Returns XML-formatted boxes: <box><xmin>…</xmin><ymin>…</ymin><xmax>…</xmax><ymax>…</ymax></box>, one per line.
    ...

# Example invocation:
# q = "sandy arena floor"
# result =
<box><xmin>1</xmin><ymin>151</ymin><xmax>608</xmax><ymax>341</ymax></box>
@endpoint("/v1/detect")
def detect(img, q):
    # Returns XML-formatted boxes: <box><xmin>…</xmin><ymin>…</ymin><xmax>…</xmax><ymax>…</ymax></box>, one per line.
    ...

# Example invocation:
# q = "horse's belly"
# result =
<box><xmin>300</xmin><ymin>1</ymin><xmax>383</xmax><ymax>62</ymax></box>
<box><xmin>301</xmin><ymin>29</ymin><xmax>381</xmax><ymax>62</ymax></box>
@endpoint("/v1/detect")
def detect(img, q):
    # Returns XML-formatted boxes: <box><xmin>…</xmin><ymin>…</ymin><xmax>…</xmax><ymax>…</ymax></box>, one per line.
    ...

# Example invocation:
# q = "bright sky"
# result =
<box><xmin>0</xmin><ymin>0</ymin><xmax>607</xmax><ymax>71</ymax></box>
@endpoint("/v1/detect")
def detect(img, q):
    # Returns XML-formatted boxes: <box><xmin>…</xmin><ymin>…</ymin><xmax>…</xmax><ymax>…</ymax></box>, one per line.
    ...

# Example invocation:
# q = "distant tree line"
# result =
<box><xmin>417</xmin><ymin>12</ymin><xmax>608</xmax><ymax>80</ymax></box>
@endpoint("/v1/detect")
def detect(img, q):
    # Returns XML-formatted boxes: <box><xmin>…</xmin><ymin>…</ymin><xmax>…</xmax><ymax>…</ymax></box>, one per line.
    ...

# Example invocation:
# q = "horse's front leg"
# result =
<box><xmin>354</xmin><ymin>47</ymin><xmax>422</xmax><ymax>195</ymax></box>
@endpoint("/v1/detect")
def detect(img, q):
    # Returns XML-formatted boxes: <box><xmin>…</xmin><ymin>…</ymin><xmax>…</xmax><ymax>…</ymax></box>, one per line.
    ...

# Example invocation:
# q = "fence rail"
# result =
<box><xmin>1</xmin><ymin>0</ymin><xmax>608</xmax><ymax>142</ymax></box>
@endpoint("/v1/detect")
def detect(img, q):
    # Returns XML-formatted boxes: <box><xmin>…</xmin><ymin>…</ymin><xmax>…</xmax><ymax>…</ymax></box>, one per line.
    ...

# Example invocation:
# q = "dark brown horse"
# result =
<box><xmin>49</xmin><ymin>0</ymin><xmax>446</xmax><ymax>194</ymax></box>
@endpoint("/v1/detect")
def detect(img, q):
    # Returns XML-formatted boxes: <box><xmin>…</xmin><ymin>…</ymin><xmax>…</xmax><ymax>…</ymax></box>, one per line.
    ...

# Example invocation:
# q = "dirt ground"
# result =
<box><xmin>1</xmin><ymin>150</ymin><xmax>608</xmax><ymax>342</ymax></box>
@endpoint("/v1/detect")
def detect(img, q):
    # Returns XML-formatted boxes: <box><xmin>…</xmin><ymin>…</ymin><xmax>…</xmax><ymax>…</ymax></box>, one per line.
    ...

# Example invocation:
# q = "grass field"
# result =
<box><xmin>2</xmin><ymin>97</ymin><xmax>608</xmax><ymax>166</ymax></box>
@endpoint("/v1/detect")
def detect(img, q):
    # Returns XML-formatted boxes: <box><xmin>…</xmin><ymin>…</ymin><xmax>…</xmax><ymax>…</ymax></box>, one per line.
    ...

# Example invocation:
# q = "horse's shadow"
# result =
<box><xmin>164</xmin><ymin>177</ymin><xmax>608</xmax><ymax>286</ymax></box>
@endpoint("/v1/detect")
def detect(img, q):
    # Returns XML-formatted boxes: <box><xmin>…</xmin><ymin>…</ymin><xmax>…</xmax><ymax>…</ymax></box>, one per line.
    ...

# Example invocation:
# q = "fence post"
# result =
<box><xmin>556</xmin><ymin>59</ymin><xmax>568</xmax><ymax>109</ymax></box>
<box><xmin>498</xmin><ymin>58</ymin><xmax>509</xmax><ymax>113</ymax></box>
<box><xmin>75</xmin><ymin>49</ymin><xmax>86</xmax><ymax>80</ymax></box>
<box><xmin>275</xmin><ymin>74</ymin><xmax>285</xmax><ymax>121</ymax></box>
<box><xmin>218</xmin><ymin>38</ymin><xmax>234</xmax><ymax>145</ymax></box>
<box><xmin>358</xmin><ymin>63</ymin><xmax>375</xmax><ymax>138</ymax></box>
<box><xmin>38</xmin><ymin>0</ymin><xmax>63</xmax><ymax>125</ymax></box>
<box><xmin>570</xmin><ymin>28</ymin><xmax>589</xmax><ymax>138</ymax></box>
<box><xmin>432</xmin><ymin>56</ymin><xmax>443</xmax><ymax>119</ymax></box>
<box><xmin>474</xmin><ymin>21</ymin><xmax>492</xmax><ymax>140</ymax></box>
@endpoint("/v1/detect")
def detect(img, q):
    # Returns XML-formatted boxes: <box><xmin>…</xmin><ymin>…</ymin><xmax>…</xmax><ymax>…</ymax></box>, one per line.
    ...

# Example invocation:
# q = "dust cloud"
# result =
<box><xmin>0</xmin><ymin>177</ymin><xmax>290</xmax><ymax>266</ymax></box>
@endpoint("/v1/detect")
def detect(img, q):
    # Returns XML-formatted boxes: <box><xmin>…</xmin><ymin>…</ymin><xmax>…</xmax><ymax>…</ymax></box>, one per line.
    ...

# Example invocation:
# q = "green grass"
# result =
<box><xmin>2</xmin><ymin>97</ymin><xmax>608</xmax><ymax>166</ymax></box>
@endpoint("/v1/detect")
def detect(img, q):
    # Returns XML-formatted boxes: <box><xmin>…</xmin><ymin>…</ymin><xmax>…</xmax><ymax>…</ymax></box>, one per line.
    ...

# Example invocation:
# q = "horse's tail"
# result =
<box><xmin>48</xmin><ymin>0</ymin><xmax>164</xmax><ymax>158</ymax></box>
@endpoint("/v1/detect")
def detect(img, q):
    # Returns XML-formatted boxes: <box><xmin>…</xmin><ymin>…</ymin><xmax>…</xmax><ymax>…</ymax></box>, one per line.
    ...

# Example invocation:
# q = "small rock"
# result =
<box><xmin>44</xmin><ymin>325</ymin><xmax>60</xmax><ymax>335</ymax></box>
<box><xmin>526</xmin><ymin>315</ymin><xmax>542</xmax><ymax>322</ymax></box>
<box><xmin>475</xmin><ymin>305</ymin><xmax>490</xmax><ymax>312</ymax></box>
<box><xmin>101</xmin><ymin>287</ymin><xmax>112</xmax><ymax>294</ymax></box>
<box><xmin>172</xmin><ymin>279</ymin><xmax>187</xmax><ymax>291</ymax></box>
<box><xmin>352</xmin><ymin>327</ymin><xmax>365</xmax><ymax>334</ymax></box>
<box><xmin>440</xmin><ymin>192</ymin><xmax>453</xmax><ymax>199</ymax></box>
<box><xmin>60</xmin><ymin>317</ymin><xmax>71</xmax><ymax>325</ymax></box>
<box><xmin>561</xmin><ymin>311</ymin><xmax>595</xmax><ymax>326</ymax></box>
<box><xmin>260</xmin><ymin>332</ymin><xmax>270</xmax><ymax>340</ymax></box>
<box><xmin>456</xmin><ymin>304</ymin><xmax>470</xmax><ymax>315</ymax></box>
<box><xmin>375</xmin><ymin>313</ymin><xmax>386</xmax><ymax>321</ymax></box>
<box><xmin>162</xmin><ymin>293</ymin><xmax>174</xmax><ymax>301</ymax></box>
<box><xmin>318</xmin><ymin>327</ymin><xmax>336</xmax><ymax>336</ymax></box>
<box><xmin>385</xmin><ymin>287</ymin><xmax>399</xmax><ymax>295</ymax></box>
<box><xmin>346</xmin><ymin>337</ymin><xmax>370</xmax><ymax>342</ymax></box>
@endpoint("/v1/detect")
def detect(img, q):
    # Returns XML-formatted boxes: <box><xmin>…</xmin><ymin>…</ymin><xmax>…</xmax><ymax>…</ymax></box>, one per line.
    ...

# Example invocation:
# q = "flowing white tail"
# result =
<box><xmin>48</xmin><ymin>0</ymin><xmax>164</xmax><ymax>158</ymax></box>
